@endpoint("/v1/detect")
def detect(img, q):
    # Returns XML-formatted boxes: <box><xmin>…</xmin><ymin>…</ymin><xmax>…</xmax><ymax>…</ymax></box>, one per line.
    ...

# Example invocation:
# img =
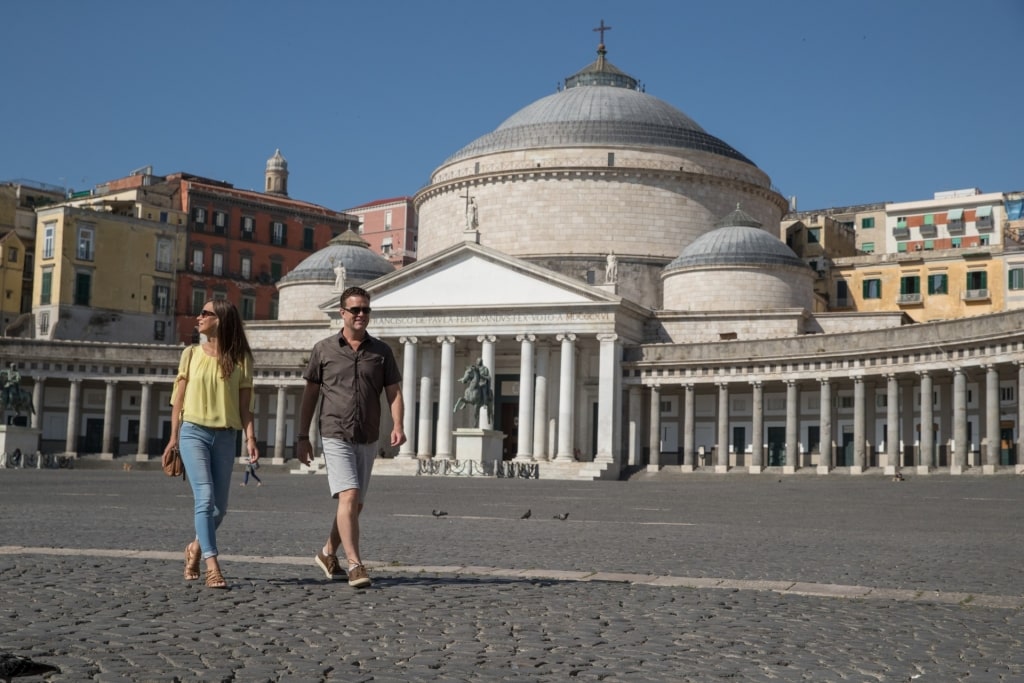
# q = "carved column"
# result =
<box><xmin>399</xmin><ymin>337</ymin><xmax>418</xmax><ymax>458</ymax></box>
<box><xmin>136</xmin><ymin>381</ymin><xmax>152</xmax><ymax>461</ymax></box>
<box><xmin>918</xmin><ymin>371</ymin><xmax>934</xmax><ymax>473</ymax></box>
<box><xmin>478</xmin><ymin>335</ymin><xmax>497</xmax><ymax>430</ymax></box>
<box><xmin>647</xmin><ymin>384</ymin><xmax>661</xmax><ymax>472</ymax></box>
<box><xmin>273</xmin><ymin>385</ymin><xmax>287</xmax><ymax>464</ymax></box>
<box><xmin>417</xmin><ymin>344</ymin><xmax>434</xmax><ymax>459</ymax></box>
<box><xmin>751</xmin><ymin>380</ymin><xmax>764</xmax><ymax>473</ymax></box>
<box><xmin>984</xmin><ymin>365</ymin><xmax>999</xmax><ymax>473</ymax></box>
<box><xmin>436</xmin><ymin>336</ymin><xmax>456</xmax><ymax>459</ymax></box>
<box><xmin>514</xmin><ymin>334</ymin><xmax>536</xmax><ymax>462</ymax></box>
<box><xmin>65</xmin><ymin>378</ymin><xmax>81</xmax><ymax>456</ymax></box>
<box><xmin>101</xmin><ymin>380</ymin><xmax>117</xmax><ymax>459</ymax></box>
<box><xmin>682</xmin><ymin>383</ymin><xmax>695</xmax><ymax>470</ymax></box>
<box><xmin>952</xmin><ymin>368</ymin><xmax>967</xmax><ymax>474</ymax></box>
<box><xmin>885</xmin><ymin>374</ymin><xmax>899</xmax><ymax>475</ymax></box>
<box><xmin>554</xmin><ymin>333</ymin><xmax>576</xmax><ymax>462</ymax></box>
<box><xmin>784</xmin><ymin>379</ymin><xmax>799</xmax><ymax>474</ymax></box>
<box><xmin>716</xmin><ymin>381</ymin><xmax>729</xmax><ymax>472</ymax></box>
<box><xmin>532</xmin><ymin>343</ymin><xmax>549</xmax><ymax>461</ymax></box>
<box><xmin>595</xmin><ymin>333</ymin><xmax>621</xmax><ymax>466</ymax></box>
<box><xmin>817</xmin><ymin>379</ymin><xmax>831</xmax><ymax>474</ymax></box>
<box><xmin>852</xmin><ymin>376</ymin><xmax>865</xmax><ymax>474</ymax></box>
<box><xmin>627</xmin><ymin>385</ymin><xmax>641</xmax><ymax>468</ymax></box>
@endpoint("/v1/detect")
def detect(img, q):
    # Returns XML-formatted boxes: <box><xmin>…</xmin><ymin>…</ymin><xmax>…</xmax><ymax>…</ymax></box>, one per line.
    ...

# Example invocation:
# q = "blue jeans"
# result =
<box><xmin>179</xmin><ymin>422</ymin><xmax>237</xmax><ymax>559</ymax></box>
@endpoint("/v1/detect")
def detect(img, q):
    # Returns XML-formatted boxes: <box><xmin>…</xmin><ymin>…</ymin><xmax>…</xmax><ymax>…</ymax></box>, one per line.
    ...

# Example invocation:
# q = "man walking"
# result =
<box><xmin>295</xmin><ymin>286</ymin><xmax>405</xmax><ymax>588</ymax></box>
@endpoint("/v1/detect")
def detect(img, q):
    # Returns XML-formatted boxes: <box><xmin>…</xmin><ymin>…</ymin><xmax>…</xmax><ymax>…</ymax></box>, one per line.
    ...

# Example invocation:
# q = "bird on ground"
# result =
<box><xmin>893</xmin><ymin>471</ymin><xmax>905</xmax><ymax>482</ymax></box>
<box><xmin>0</xmin><ymin>652</ymin><xmax>60</xmax><ymax>682</ymax></box>
<box><xmin>431</xmin><ymin>509</ymin><xmax>448</xmax><ymax>517</ymax></box>
<box><xmin>520</xmin><ymin>509</ymin><xmax>532</xmax><ymax>519</ymax></box>
<box><xmin>553</xmin><ymin>513</ymin><xmax>569</xmax><ymax>521</ymax></box>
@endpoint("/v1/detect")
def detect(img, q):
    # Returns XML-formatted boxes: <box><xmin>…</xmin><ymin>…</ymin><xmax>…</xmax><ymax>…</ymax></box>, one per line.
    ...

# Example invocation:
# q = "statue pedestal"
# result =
<box><xmin>453</xmin><ymin>428</ymin><xmax>504</xmax><ymax>474</ymax></box>
<box><xmin>0</xmin><ymin>425</ymin><xmax>41</xmax><ymax>459</ymax></box>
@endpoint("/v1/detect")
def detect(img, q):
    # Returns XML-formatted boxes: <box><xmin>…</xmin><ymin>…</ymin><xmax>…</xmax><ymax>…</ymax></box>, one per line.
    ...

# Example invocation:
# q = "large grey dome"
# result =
<box><xmin>279</xmin><ymin>230</ymin><xmax>394</xmax><ymax>284</ymax></box>
<box><xmin>443</xmin><ymin>49</ymin><xmax>754</xmax><ymax>166</ymax></box>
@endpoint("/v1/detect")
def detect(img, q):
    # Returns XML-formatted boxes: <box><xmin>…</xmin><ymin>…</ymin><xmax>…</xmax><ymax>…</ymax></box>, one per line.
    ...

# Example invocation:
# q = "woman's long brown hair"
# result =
<box><xmin>207</xmin><ymin>299</ymin><xmax>254</xmax><ymax>380</ymax></box>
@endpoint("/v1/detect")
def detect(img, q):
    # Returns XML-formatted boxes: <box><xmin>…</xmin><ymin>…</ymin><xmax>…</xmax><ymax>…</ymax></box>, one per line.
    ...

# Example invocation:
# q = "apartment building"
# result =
<box><xmin>345</xmin><ymin>196</ymin><xmax>418</xmax><ymax>268</ymax></box>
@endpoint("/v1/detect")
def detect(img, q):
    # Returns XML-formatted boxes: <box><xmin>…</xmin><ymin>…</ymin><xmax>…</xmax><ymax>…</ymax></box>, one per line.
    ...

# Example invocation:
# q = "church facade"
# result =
<box><xmin>4</xmin><ymin>44</ymin><xmax>1024</xmax><ymax>477</ymax></box>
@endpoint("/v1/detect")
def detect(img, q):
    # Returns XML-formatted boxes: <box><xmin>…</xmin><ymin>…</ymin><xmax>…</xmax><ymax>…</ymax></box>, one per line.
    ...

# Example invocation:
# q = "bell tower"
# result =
<box><xmin>265</xmin><ymin>148</ymin><xmax>289</xmax><ymax>197</ymax></box>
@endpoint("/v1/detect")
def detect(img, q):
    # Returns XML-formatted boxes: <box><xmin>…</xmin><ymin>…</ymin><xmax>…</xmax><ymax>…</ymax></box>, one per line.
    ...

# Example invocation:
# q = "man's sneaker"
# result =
<box><xmin>315</xmin><ymin>551</ymin><xmax>345</xmax><ymax>580</ymax></box>
<box><xmin>347</xmin><ymin>563</ymin><xmax>372</xmax><ymax>588</ymax></box>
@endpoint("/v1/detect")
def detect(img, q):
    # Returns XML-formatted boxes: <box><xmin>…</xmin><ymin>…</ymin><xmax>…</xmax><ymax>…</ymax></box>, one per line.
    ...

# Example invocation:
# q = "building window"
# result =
<box><xmin>38</xmin><ymin>311</ymin><xmax>49</xmax><ymax>334</ymax></box>
<box><xmin>269</xmin><ymin>294</ymin><xmax>279</xmax><ymax>320</ymax></box>
<box><xmin>1001</xmin><ymin>386</ymin><xmax>1015</xmax><ymax>402</ymax></box>
<box><xmin>191</xmin><ymin>288</ymin><xmax>206</xmax><ymax>314</ymax></box>
<box><xmin>241</xmin><ymin>295</ymin><xmax>255</xmax><ymax>320</ymax></box>
<box><xmin>154</xmin><ymin>320</ymin><xmax>166</xmax><ymax>340</ymax></box>
<box><xmin>214</xmin><ymin>211</ymin><xmax>227</xmax><ymax>234</ymax></box>
<box><xmin>211</xmin><ymin>290</ymin><xmax>227</xmax><ymax>301</ymax></box>
<box><xmin>381</xmin><ymin>236</ymin><xmax>393</xmax><ymax>255</ymax></box>
<box><xmin>156</xmin><ymin>239</ymin><xmax>173</xmax><ymax>272</ymax></box>
<box><xmin>861</xmin><ymin>242</ymin><xmax>875</xmax><ymax>254</ymax></box>
<box><xmin>900</xmin><ymin>276</ymin><xmax>920</xmax><ymax>295</ymax></box>
<box><xmin>212</xmin><ymin>252</ymin><xmax>224</xmax><ymax>276</ymax></box>
<box><xmin>77</xmin><ymin>225</ymin><xmax>95</xmax><ymax>260</ymax></box>
<box><xmin>303</xmin><ymin>226</ymin><xmax>315</xmax><ymax>250</ymax></box>
<box><xmin>607</xmin><ymin>152</ymin><xmax>615</xmax><ymax>167</ymax></box>
<box><xmin>384</xmin><ymin>210</ymin><xmax>392</xmax><ymax>230</ymax></box>
<box><xmin>807</xmin><ymin>228</ymin><xmax>821</xmax><ymax>243</ymax></box>
<box><xmin>194</xmin><ymin>207</ymin><xmax>206</xmax><ymax>224</ymax></box>
<box><xmin>7</xmin><ymin>247</ymin><xmax>18</xmax><ymax>263</ymax></box>
<box><xmin>74</xmin><ymin>271</ymin><xmax>91</xmax><ymax>306</ymax></box>
<box><xmin>271</xmin><ymin>221</ymin><xmax>286</xmax><ymax>246</ymax></box>
<box><xmin>861</xmin><ymin>217</ymin><xmax>875</xmax><ymax>229</ymax></box>
<box><xmin>951</xmin><ymin>237</ymin><xmax>962</xmax><ymax>248</ymax></box>
<box><xmin>241</xmin><ymin>255</ymin><xmax>252</xmax><ymax>280</ymax></box>
<box><xmin>967</xmin><ymin>271</ymin><xmax>988</xmax><ymax>290</ymax></box>
<box><xmin>270</xmin><ymin>260</ymin><xmax>282</xmax><ymax>282</ymax></box>
<box><xmin>40</xmin><ymin>270</ymin><xmax>52</xmax><ymax>305</ymax></box>
<box><xmin>897</xmin><ymin>242</ymin><xmax>908</xmax><ymax>253</ymax></box>
<box><xmin>836</xmin><ymin>280</ymin><xmax>849</xmax><ymax>306</ymax></box>
<box><xmin>928</xmin><ymin>274</ymin><xmax>948</xmax><ymax>294</ymax></box>
<box><xmin>923</xmin><ymin>240</ymin><xmax>934</xmax><ymax>250</ymax></box>
<box><xmin>980</xmin><ymin>234</ymin><xmax>990</xmax><ymax>246</ymax></box>
<box><xmin>862</xmin><ymin>278</ymin><xmax>881</xmax><ymax>299</ymax></box>
<box><xmin>43</xmin><ymin>222</ymin><xmax>55</xmax><ymax>259</ymax></box>
<box><xmin>153</xmin><ymin>284</ymin><xmax>170</xmax><ymax>314</ymax></box>
<box><xmin>192</xmin><ymin>248</ymin><xmax>204</xmax><ymax>273</ymax></box>
<box><xmin>1008</xmin><ymin>268</ymin><xmax>1024</xmax><ymax>291</ymax></box>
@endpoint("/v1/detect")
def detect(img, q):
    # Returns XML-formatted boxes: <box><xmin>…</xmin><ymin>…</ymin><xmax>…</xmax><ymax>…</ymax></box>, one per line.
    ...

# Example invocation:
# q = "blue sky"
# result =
<box><xmin>2</xmin><ymin>1</ymin><xmax>1021</xmax><ymax>213</ymax></box>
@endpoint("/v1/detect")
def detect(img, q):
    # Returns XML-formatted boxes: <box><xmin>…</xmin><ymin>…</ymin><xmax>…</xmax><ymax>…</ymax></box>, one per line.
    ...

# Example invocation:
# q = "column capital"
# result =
<box><xmin>596</xmin><ymin>332</ymin><xmax>619</xmax><ymax>343</ymax></box>
<box><xmin>819</xmin><ymin>377</ymin><xmax>831</xmax><ymax>386</ymax></box>
<box><xmin>516</xmin><ymin>334</ymin><xmax>537</xmax><ymax>343</ymax></box>
<box><xmin>436</xmin><ymin>335</ymin><xmax>456</xmax><ymax>345</ymax></box>
<box><xmin>785</xmin><ymin>379</ymin><xmax>798</xmax><ymax>387</ymax></box>
<box><xmin>399</xmin><ymin>336</ymin><xmax>419</xmax><ymax>345</ymax></box>
<box><xmin>952</xmin><ymin>366</ymin><xmax>965</xmax><ymax>377</ymax></box>
<box><xmin>476</xmin><ymin>335</ymin><xmax>497</xmax><ymax>344</ymax></box>
<box><xmin>750</xmin><ymin>380</ymin><xmax>763</xmax><ymax>388</ymax></box>
<box><xmin>556</xmin><ymin>332</ymin><xmax>577</xmax><ymax>343</ymax></box>
<box><xmin>105</xmin><ymin>379</ymin><xmax>118</xmax><ymax>386</ymax></box>
<box><xmin>649</xmin><ymin>382</ymin><xmax>661</xmax><ymax>392</ymax></box>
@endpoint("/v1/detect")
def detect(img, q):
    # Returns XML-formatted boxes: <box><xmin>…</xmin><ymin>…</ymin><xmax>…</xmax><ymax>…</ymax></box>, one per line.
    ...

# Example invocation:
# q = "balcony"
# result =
<box><xmin>897</xmin><ymin>293</ymin><xmax>922</xmax><ymax>305</ymax></box>
<box><xmin>962</xmin><ymin>289</ymin><xmax>990</xmax><ymax>301</ymax></box>
<box><xmin>976</xmin><ymin>217</ymin><xmax>994</xmax><ymax>233</ymax></box>
<box><xmin>947</xmin><ymin>219</ymin><xmax>965</xmax><ymax>235</ymax></box>
<box><xmin>919</xmin><ymin>224</ymin><xmax>937</xmax><ymax>238</ymax></box>
<box><xmin>892</xmin><ymin>224</ymin><xmax>910</xmax><ymax>240</ymax></box>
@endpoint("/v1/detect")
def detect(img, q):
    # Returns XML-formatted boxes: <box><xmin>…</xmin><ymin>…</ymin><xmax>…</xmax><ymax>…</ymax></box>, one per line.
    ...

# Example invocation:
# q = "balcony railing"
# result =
<box><xmin>919</xmin><ymin>224</ymin><xmax>937</xmax><ymax>238</ymax></box>
<box><xmin>892</xmin><ymin>226</ymin><xmax>910</xmax><ymax>240</ymax></box>
<box><xmin>963</xmin><ymin>288</ymin><xmax>989</xmax><ymax>301</ymax></box>
<box><xmin>898</xmin><ymin>293</ymin><xmax>922</xmax><ymax>305</ymax></box>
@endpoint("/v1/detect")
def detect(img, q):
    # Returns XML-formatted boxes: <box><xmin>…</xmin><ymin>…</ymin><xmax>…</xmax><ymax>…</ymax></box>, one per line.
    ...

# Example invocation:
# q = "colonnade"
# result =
<box><xmin>639</xmin><ymin>362</ymin><xmax>1024</xmax><ymax>474</ymax></box>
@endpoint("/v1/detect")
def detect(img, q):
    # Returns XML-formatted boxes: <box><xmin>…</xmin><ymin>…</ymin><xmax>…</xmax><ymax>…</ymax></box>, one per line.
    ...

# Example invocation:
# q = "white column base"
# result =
<box><xmin>268</xmin><ymin>457</ymin><xmax>286</xmax><ymax>465</ymax></box>
<box><xmin>99</xmin><ymin>452</ymin><xmax>116</xmax><ymax>461</ymax></box>
<box><xmin>135</xmin><ymin>454</ymin><xmax>153</xmax><ymax>462</ymax></box>
<box><xmin>782</xmin><ymin>466</ymin><xmax>796</xmax><ymax>474</ymax></box>
<box><xmin>884</xmin><ymin>465</ymin><xmax>897</xmax><ymax>475</ymax></box>
<box><xmin>850</xmin><ymin>466</ymin><xmax>864</xmax><ymax>475</ymax></box>
<box><xmin>916</xmin><ymin>466</ymin><xmax>931</xmax><ymax>475</ymax></box>
<box><xmin>982</xmin><ymin>465</ymin><xmax>996</xmax><ymax>474</ymax></box>
<box><xmin>950</xmin><ymin>465</ymin><xmax>964</xmax><ymax>475</ymax></box>
<box><xmin>679</xmin><ymin>464</ymin><xmax>695</xmax><ymax>473</ymax></box>
<box><xmin>714</xmin><ymin>465</ymin><xmax>729</xmax><ymax>473</ymax></box>
<box><xmin>645</xmin><ymin>464</ymin><xmax>661</xmax><ymax>473</ymax></box>
<box><xmin>817</xmin><ymin>465</ymin><xmax>830</xmax><ymax>475</ymax></box>
<box><xmin>748</xmin><ymin>465</ymin><xmax>763</xmax><ymax>474</ymax></box>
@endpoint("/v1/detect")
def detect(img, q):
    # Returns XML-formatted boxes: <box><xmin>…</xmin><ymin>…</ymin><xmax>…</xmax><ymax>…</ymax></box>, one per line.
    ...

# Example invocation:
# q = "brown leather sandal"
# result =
<box><xmin>205</xmin><ymin>567</ymin><xmax>227</xmax><ymax>589</ymax></box>
<box><xmin>184</xmin><ymin>543</ymin><xmax>201</xmax><ymax>581</ymax></box>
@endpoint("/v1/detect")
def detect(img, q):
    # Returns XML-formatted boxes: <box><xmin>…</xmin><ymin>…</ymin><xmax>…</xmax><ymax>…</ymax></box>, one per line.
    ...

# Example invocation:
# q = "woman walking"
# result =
<box><xmin>163</xmin><ymin>300</ymin><xmax>258</xmax><ymax>589</ymax></box>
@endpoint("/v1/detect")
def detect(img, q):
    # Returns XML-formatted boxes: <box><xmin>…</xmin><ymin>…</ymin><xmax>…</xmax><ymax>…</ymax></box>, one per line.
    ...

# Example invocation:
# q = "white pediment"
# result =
<box><xmin>371</xmin><ymin>245</ymin><xmax>608</xmax><ymax>309</ymax></box>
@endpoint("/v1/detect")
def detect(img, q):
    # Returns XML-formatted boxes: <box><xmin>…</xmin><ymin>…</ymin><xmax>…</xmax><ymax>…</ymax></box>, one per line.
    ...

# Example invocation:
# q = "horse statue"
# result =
<box><xmin>453</xmin><ymin>358</ymin><xmax>493</xmax><ymax>428</ymax></box>
<box><xmin>0</xmin><ymin>364</ymin><xmax>34</xmax><ymax>418</ymax></box>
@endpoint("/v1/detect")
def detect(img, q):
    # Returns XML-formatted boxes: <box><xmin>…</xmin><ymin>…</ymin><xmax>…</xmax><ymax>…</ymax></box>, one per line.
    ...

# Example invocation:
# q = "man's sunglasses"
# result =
<box><xmin>344</xmin><ymin>306</ymin><xmax>372</xmax><ymax>316</ymax></box>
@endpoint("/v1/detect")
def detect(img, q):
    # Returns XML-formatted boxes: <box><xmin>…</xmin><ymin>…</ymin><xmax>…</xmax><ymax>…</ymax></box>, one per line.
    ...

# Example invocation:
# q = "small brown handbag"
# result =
<box><xmin>162</xmin><ymin>447</ymin><xmax>184</xmax><ymax>478</ymax></box>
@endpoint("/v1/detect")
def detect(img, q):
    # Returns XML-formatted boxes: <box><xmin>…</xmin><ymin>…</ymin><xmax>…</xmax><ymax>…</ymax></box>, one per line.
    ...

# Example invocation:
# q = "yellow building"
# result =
<box><xmin>0</xmin><ymin>231</ymin><xmax>27</xmax><ymax>332</ymax></box>
<box><xmin>33</xmin><ymin>204</ymin><xmax>186</xmax><ymax>343</ymax></box>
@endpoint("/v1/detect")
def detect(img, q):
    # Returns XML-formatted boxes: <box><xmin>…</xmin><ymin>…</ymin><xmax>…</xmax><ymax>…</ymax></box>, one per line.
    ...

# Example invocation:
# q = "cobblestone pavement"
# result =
<box><xmin>1</xmin><ymin>468</ymin><xmax>1023</xmax><ymax>681</ymax></box>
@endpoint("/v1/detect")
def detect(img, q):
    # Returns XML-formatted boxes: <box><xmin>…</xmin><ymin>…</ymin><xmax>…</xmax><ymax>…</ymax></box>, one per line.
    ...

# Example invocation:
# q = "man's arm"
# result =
<box><xmin>385</xmin><ymin>383</ymin><xmax>406</xmax><ymax>447</ymax></box>
<box><xmin>294</xmin><ymin>381</ymin><xmax>320</xmax><ymax>465</ymax></box>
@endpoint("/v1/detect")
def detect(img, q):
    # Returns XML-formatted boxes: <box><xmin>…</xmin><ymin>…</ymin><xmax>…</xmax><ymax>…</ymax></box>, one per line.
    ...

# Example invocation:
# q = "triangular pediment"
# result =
<box><xmin>367</xmin><ymin>242</ymin><xmax>617</xmax><ymax>309</ymax></box>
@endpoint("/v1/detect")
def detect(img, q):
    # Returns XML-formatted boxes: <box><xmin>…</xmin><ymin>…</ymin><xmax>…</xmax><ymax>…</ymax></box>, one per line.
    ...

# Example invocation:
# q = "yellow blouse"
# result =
<box><xmin>173</xmin><ymin>345</ymin><xmax>254</xmax><ymax>429</ymax></box>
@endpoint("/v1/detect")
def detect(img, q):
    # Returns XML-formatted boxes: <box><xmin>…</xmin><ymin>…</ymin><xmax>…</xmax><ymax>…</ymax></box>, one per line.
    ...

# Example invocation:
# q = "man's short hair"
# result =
<box><xmin>340</xmin><ymin>286</ymin><xmax>370</xmax><ymax>307</ymax></box>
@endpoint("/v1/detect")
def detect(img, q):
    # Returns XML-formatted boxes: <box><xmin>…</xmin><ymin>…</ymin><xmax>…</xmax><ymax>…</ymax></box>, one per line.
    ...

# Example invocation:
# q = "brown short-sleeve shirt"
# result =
<box><xmin>303</xmin><ymin>331</ymin><xmax>402</xmax><ymax>443</ymax></box>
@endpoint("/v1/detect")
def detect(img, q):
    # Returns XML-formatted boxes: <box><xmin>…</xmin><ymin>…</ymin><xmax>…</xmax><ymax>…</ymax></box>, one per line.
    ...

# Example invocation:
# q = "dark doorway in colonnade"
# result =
<box><xmin>1000</xmin><ymin>426</ymin><xmax>1015</xmax><ymax>465</ymax></box>
<box><xmin>807</xmin><ymin>426</ymin><xmax>820</xmax><ymax>467</ymax></box>
<box><xmin>732</xmin><ymin>427</ymin><xmax>745</xmax><ymax>467</ymax></box>
<box><xmin>494</xmin><ymin>374</ymin><xmax>520</xmax><ymax>461</ymax></box>
<box><xmin>840</xmin><ymin>430</ymin><xmax>854</xmax><ymax>466</ymax></box>
<box><xmin>767</xmin><ymin>427</ymin><xmax>785</xmax><ymax>466</ymax></box>
<box><xmin>82</xmin><ymin>418</ymin><xmax>103</xmax><ymax>454</ymax></box>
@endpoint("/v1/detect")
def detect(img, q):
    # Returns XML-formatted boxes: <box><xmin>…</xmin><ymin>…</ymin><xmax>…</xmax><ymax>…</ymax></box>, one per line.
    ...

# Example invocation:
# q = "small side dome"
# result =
<box><xmin>662</xmin><ymin>207</ymin><xmax>814</xmax><ymax>312</ymax></box>
<box><xmin>276</xmin><ymin>230</ymin><xmax>395</xmax><ymax>320</ymax></box>
<box><xmin>266</xmin><ymin>148</ymin><xmax>288</xmax><ymax>172</ymax></box>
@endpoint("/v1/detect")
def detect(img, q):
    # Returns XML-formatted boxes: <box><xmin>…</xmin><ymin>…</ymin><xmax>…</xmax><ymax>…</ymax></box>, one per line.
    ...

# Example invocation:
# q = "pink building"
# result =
<box><xmin>344</xmin><ymin>197</ymin><xmax>417</xmax><ymax>268</ymax></box>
